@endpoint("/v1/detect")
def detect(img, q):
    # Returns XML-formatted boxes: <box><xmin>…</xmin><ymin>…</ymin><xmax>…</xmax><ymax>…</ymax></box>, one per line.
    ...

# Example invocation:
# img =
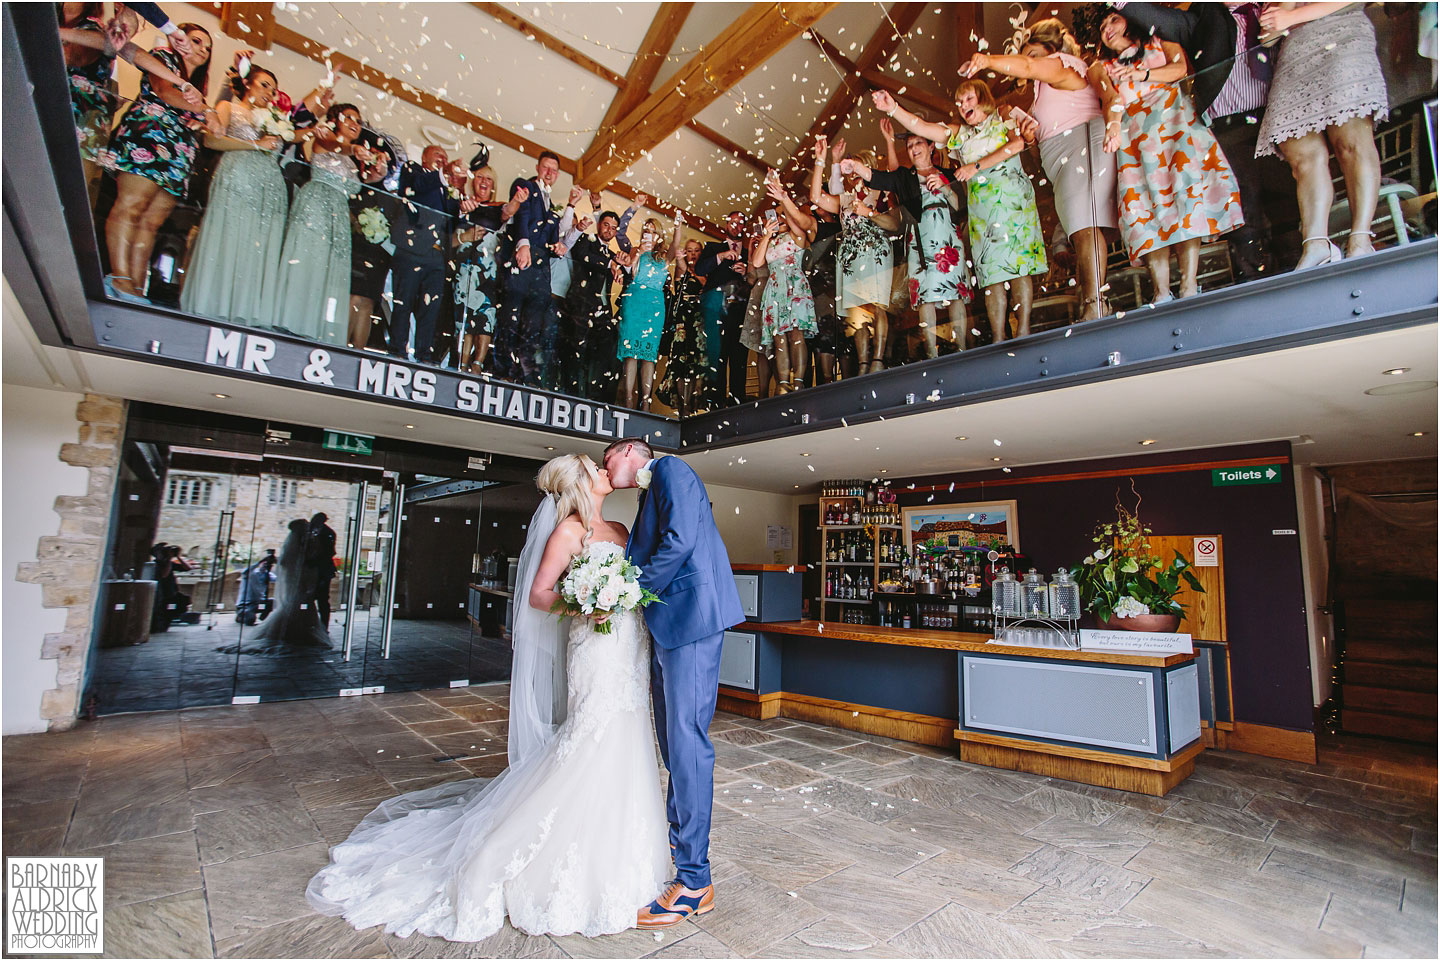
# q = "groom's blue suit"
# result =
<box><xmin>628</xmin><ymin>455</ymin><xmax>744</xmax><ymax>890</ymax></box>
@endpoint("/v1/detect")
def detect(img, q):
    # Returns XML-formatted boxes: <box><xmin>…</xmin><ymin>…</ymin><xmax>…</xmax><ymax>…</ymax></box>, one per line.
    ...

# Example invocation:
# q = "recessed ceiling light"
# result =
<box><xmin>403</xmin><ymin>424</ymin><xmax>414</xmax><ymax>429</ymax></box>
<box><xmin>879</xmin><ymin>469</ymin><xmax>887</xmax><ymax>473</ymax></box>
<box><xmin>212</xmin><ymin>393</ymin><xmax>228</xmax><ymax>399</ymax></box>
<box><xmin>991</xmin><ymin>457</ymin><xmax>1001</xmax><ymax>462</ymax></box>
<box><xmin>800</xmin><ymin>452</ymin><xmax>811</xmax><ymax>457</ymax></box>
<box><xmin>1383</xmin><ymin>367</ymin><xmax>1411</xmax><ymax>375</ymax></box>
<box><xmin>954</xmin><ymin>435</ymin><xmax>968</xmax><ymax>441</ymax></box>
<box><xmin>544</xmin><ymin>446</ymin><xmax>555</xmax><ymax>451</ymax></box>
<box><xmin>1365</xmin><ymin>381</ymin><xmax>1437</xmax><ymax>396</ymax></box>
<box><xmin>1139</xmin><ymin>439</ymin><xmax>1157</xmax><ymax>446</ymax></box>
<box><xmin>1410</xmin><ymin>431</ymin><xmax>1429</xmax><ymax>437</ymax></box>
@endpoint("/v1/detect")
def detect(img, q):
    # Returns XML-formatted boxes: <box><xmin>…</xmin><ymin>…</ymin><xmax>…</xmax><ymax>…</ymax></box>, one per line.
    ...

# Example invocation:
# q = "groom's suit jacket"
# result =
<box><xmin>628</xmin><ymin>456</ymin><xmax>745</xmax><ymax>649</ymax></box>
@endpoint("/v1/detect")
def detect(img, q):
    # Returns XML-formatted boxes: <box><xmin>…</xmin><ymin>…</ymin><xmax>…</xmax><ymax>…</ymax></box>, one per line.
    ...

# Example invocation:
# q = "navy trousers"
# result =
<box><xmin>389</xmin><ymin>255</ymin><xmax>445</xmax><ymax>363</ymax></box>
<box><xmin>650</xmin><ymin>631</ymin><xmax>723</xmax><ymax>889</ymax></box>
<box><xmin>497</xmin><ymin>264</ymin><xmax>553</xmax><ymax>385</ymax></box>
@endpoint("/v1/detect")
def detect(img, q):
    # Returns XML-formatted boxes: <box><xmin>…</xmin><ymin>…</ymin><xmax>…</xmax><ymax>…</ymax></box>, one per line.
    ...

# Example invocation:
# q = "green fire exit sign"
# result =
<box><xmin>323</xmin><ymin>430</ymin><xmax>374</xmax><ymax>456</ymax></box>
<box><xmin>1212</xmin><ymin>466</ymin><xmax>1281</xmax><ymax>486</ymax></box>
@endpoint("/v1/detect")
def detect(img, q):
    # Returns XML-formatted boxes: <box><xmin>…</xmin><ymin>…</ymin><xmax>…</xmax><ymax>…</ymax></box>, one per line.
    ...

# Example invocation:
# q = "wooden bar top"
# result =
<box><xmin>731</xmin><ymin>564</ymin><xmax>808</xmax><ymax>572</ymax></box>
<box><xmin>747</xmin><ymin>619</ymin><xmax>1197</xmax><ymax>668</ymax></box>
<box><xmin>470</xmin><ymin>583</ymin><xmax>513</xmax><ymax>599</ymax></box>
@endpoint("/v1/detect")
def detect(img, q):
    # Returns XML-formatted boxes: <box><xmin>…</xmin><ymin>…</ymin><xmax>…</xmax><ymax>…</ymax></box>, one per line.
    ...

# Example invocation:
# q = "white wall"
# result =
<box><xmin>2</xmin><ymin>385</ymin><xmax>88</xmax><ymax>734</ymax></box>
<box><xmin>599</xmin><ymin>476</ymin><xmax>803</xmax><ymax>568</ymax></box>
<box><xmin>1294</xmin><ymin>465</ymin><xmax>1335</xmax><ymax>707</ymax></box>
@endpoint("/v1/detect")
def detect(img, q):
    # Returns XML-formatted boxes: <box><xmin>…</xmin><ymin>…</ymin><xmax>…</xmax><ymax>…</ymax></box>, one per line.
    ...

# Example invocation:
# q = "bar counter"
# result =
<box><xmin>718</xmin><ymin>616</ymin><xmax>1204</xmax><ymax>797</ymax></box>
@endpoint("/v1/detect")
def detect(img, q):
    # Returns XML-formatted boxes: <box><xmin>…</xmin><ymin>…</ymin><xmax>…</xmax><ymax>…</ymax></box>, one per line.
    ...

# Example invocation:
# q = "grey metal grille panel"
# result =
<box><xmin>1167</xmin><ymin>664</ymin><xmax>1202</xmax><ymax>751</ymax></box>
<box><xmin>719</xmin><ymin>631</ymin><xmax>757</xmax><ymax>690</ymax></box>
<box><xmin>963</xmin><ymin>658</ymin><xmax>1157</xmax><ymax>752</ymax></box>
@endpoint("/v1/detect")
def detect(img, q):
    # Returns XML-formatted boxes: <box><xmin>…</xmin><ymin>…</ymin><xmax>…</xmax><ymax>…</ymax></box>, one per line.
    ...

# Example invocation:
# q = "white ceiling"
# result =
<box><xmin>8</xmin><ymin>278</ymin><xmax>1435</xmax><ymax>493</ymax></box>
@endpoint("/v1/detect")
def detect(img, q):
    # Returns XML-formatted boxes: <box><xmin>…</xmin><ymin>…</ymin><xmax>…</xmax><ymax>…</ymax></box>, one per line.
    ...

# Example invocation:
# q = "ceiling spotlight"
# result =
<box><xmin>800</xmin><ymin>452</ymin><xmax>811</xmax><ymax>457</ymax></box>
<box><xmin>1410</xmin><ymin>431</ymin><xmax>1429</xmax><ymax>437</ymax></box>
<box><xmin>954</xmin><ymin>435</ymin><xmax>968</xmax><ymax>441</ymax></box>
<box><xmin>991</xmin><ymin>457</ymin><xmax>1001</xmax><ymax>462</ymax></box>
<box><xmin>879</xmin><ymin>469</ymin><xmax>887</xmax><ymax>473</ymax></box>
<box><xmin>1383</xmin><ymin>367</ymin><xmax>1411</xmax><ymax>375</ymax></box>
<box><xmin>403</xmin><ymin>424</ymin><xmax>415</xmax><ymax>429</ymax></box>
<box><xmin>212</xmin><ymin>393</ymin><xmax>228</xmax><ymax>399</ymax></box>
<box><xmin>1139</xmin><ymin>439</ymin><xmax>1157</xmax><ymax>446</ymax></box>
<box><xmin>544</xmin><ymin>446</ymin><xmax>555</xmax><ymax>451</ymax></box>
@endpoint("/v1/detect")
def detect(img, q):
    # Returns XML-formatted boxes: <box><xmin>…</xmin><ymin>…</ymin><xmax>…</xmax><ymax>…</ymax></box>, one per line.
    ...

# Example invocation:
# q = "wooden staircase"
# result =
<box><xmin>1337</xmin><ymin>577</ymin><xmax>1437</xmax><ymax>742</ymax></box>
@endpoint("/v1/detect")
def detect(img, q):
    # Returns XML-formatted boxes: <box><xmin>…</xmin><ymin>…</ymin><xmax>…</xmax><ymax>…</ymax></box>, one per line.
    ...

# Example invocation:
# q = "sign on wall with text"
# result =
<box><xmin>90</xmin><ymin>309</ymin><xmax>680</xmax><ymax>448</ymax></box>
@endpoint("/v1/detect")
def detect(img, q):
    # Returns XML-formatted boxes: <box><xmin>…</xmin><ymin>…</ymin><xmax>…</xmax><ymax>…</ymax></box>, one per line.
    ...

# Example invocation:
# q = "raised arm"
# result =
<box><xmin>1259</xmin><ymin>2</ymin><xmax>1354</xmax><ymax>36</ymax></box>
<box><xmin>614</xmin><ymin>196</ymin><xmax>641</xmax><ymax>252</ymax></box>
<box><xmin>808</xmin><ymin>136</ymin><xmax>842</xmax><ymax>214</ymax></box>
<box><xmin>960</xmin><ymin>52</ymin><xmax>1085</xmax><ymax>91</ymax></box>
<box><xmin>871</xmin><ymin>89</ymin><xmax>952</xmax><ymax>146</ymax></box>
<box><xmin>766</xmin><ymin>170</ymin><xmax>815</xmax><ymax>239</ymax></box>
<box><xmin>879</xmin><ymin>116</ymin><xmax>902</xmax><ymax>171</ymax></box>
<box><xmin>668</xmin><ymin>213</ymin><xmax>686</xmax><ymax>263</ymax></box>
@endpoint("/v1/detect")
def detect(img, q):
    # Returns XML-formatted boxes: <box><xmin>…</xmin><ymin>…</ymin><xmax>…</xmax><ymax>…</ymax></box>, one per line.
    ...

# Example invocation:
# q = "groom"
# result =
<box><xmin>603</xmin><ymin>437</ymin><xmax>745</xmax><ymax>927</ymax></box>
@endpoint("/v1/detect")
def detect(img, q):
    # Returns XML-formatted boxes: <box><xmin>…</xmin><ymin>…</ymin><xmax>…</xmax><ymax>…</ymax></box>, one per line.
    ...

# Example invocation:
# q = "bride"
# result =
<box><xmin>306</xmin><ymin>454</ymin><xmax>670</xmax><ymax>940</ymax></box>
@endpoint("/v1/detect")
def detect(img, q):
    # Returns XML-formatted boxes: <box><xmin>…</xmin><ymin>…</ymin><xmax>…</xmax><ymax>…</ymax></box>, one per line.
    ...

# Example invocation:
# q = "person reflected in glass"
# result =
<box><xmin>103</xmin><ymin>22</ymin><xmax>217</xmax><ymax>301</ymax></box>
<box><xmin>178</xmin><ymin>65</ymin><xmax>289</xmax><ymax>327</ymax></box>
<box><xmin>221</xmin><ymin>519</ymin><xmax>330</xmax><ymax>653</ymax></box>
<box><xmin>1256</xmin><ymin>2</ymin><xmax>1389</xmax><ymax>267</ymax></box>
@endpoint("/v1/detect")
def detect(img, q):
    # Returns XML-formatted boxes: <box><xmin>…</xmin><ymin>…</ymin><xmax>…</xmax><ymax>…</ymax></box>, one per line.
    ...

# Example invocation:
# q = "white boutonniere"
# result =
<box><xmin>636</xmin><ymin>468</ymin><xmax>653</xmax><ymax>490</ymax></box>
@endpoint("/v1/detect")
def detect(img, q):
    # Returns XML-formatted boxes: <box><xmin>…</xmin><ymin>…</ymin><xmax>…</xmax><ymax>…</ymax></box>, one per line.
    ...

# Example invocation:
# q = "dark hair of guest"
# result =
<box><xmin>174</xmin><ymin>23</ymin><xmax>213</xmax><ymax>96</ymax></box>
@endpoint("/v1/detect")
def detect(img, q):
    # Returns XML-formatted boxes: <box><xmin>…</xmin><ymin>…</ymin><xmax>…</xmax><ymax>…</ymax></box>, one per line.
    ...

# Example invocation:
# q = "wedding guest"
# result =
<box><xmin>739</xmin><ymin>227</ymin><xmax>775</xmax><ymax>398</ymax></box>
<box><xmin>271</xmin><ymin>102</ymin><xmax>372</xmax><ymax>344</ymax></box>
<box><xmin>388</xmin><ymin>146</ymin><xmax>470</xmax><ymax>363</ymax></box>
<box><xmin>959</xmin><ymin>18</ymin><xmax>1119</xmax><ymax>319</ymax></box>
<box><xmin>1118</xmin><ymin>4</ymin><xmax>1288</xmax><ymax>280</ymax></box>
<box><xmin>179</xmin><ymin>66</ymin><xmax>289</xmax><ymax>327</ymax></box>
<box><xmin>1092</xmin><ymin>11</ymin><xmax>1244</xmax><ymax>301</ymax></box>
<box><xmin>694</xmin><ymin>211</ymin><xmax>752</xmax><ymax>403</ymax></box>
<box><xmin>497</xmin><ymin>151</ymin><xmax>564</xmax><ymax>385</ymax></box>
<box><xmin>615</xmin><ymin>215</ymin><xmax>678</xmax><ymax>410</ymax></box>
<box><xmin>755</xmin><ymin>173</ymin><xmax>818</xmax><ymax>393</ymax></box>
<box><xmin>59</xmin><ymin>3</ymin><xmax>201</xmax><ymax>206</ymax></box>
<box><xmin>1256</xmin><ymin>2</ymin><xmax>1389</xmax><ymax>267</ymax></box>
<box><xmin>805</xmin><ymin>211</ymin><xmax>842</xmax><ymax>384</ymax></box>
<box><xmin>103</xmin><ymin>23</ymin><xmax>217</xmax><ymax>302</ymax></box>
<box><xmin>665</xmin><ymin>236</ymin><xmax>708</xmax><ymax>415</ymax></box>
<box><xmin>538</xmin><ymin>186</ymin><xmax>586</xmax><ymax>389</ymax></box>
<box><xmin>451</xmin><ymin>163</ymin><xmax>513</xmax><ymax>373</ymax></box>
<box><xmin>809</xmin><ymin>135</ymin><xmax>894</xmax><ymax>374</ymax></box>
<box><xmin>559</xmin><ymin>192</ymin><xmax>635</xmax><ymax>399</ymax></box>
<box><xmin>881</xmin><ymin>79</ymin><xmax>1046</xmax><ymax>343</ymax></box>
<box><xmin>855</xmin><ymin>101</ymin><xmax>972</xmax><ymax>355</ymax></box>
<box><xmin>348</xmin><ymin>132</ymin><xmax>399</xmax><ymax>350</ymax></box>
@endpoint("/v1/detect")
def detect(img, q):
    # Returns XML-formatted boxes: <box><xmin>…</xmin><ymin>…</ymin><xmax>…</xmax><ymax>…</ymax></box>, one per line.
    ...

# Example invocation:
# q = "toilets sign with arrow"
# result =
<box><xmin>1211</xmin><ymin>465</ymin><xmax>1283</xmax><ymax>486</ymax></box>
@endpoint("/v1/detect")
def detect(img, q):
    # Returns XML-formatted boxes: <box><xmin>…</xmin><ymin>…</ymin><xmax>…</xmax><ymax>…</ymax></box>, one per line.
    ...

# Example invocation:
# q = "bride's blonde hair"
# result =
<box><xmin>536</xmin><ymin>454</ymin><xmax>599</xmax><ymax>545</ymax></box>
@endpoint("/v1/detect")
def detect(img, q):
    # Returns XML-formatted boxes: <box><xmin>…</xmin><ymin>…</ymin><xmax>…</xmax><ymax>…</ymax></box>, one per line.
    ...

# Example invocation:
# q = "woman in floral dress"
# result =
<box><xmin>179</xmin><ymin>66</ymin><xmax>289</xmax><ymax>328</ymax></box>
<box><xmin>753</xmin><ymin>172</ymin><xmax>817</xmax><ymax>393</ymax></box>
<box><xmin>883</xmin><ymin>80</ymin><xmax>1046</xmax><ymax>344</ymax></box>
<box><xmin>1091</xmin><ymin>11</ymin><xmax>1244</xmax><ymax>301</ymax></box>
<box><xmin>809</xmin><ymin>137</ymin><xmax>893</xmax><ymax>374</ymax></box>
<box><xmin>103</xmin><ymin>24</ymin><xmax>217</xmax><ymax>301</ymax></box>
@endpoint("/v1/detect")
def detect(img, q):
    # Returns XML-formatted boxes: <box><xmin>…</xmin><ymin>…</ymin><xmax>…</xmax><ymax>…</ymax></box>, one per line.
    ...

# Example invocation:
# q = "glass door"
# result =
<box><xmin>230</xmin><ymin>462</ymin><xmax>370</xmax><ymax>702</ymax></box>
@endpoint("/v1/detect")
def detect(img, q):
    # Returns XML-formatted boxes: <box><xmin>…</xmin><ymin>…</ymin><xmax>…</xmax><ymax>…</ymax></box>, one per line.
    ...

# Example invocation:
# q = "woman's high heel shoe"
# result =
<box><xmin>1296</xmin><ymin>236</ymin><xmax>1343</xmax><ymax>271</ymax></box>
<box><xmin>1346</xmin><ymin>229</ymin><xmax>1377</xmax><ymax>258</ymax></box>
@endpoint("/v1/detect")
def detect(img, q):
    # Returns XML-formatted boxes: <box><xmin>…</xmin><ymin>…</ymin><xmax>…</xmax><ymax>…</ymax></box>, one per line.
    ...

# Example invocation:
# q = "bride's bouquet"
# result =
<box><xmin>551</xmin><ymin>547</ymin><xmax>660</xmax><ymax>634</ymax></box>
<box><xmin>251</xmin><ymin>105</ymin><xmax>296</xmax><ymax>143</ymax></box>
<box><xmin>357</xmin><ymin>206</ymin><xmax>390</xmax><ymax>244</ymax></box>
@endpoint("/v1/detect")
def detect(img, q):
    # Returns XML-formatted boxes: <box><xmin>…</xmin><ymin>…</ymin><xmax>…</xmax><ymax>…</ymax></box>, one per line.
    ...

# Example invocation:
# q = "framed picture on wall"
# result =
<box><xmin>902</xmin><ymin>500</ymin><xmax>1019</xmax><ymax>555</ymax></box>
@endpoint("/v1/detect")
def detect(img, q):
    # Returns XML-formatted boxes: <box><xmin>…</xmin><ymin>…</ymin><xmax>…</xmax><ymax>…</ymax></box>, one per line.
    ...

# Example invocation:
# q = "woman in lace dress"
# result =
<box><xmin>307</xmin><ymin>454</ymin><xmax>670</xmax><ymax>941</ymax></box>
<box><xmin>1256</xmin><ymin>3</ymin><xmax>1389</xmax><ymax>268</ymax></box>
<box><xmin>179</xmin><ymin>66</ymin><xmax>288</xmax><ymax>326</ymax></box>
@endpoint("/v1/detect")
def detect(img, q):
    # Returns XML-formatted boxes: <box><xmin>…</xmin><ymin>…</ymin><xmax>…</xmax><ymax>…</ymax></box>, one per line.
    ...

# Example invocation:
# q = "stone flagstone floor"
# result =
<box><xmin>3</xmin><ymin>684</ymin><xmax>1436</xmax><ymax>958</ymax></box>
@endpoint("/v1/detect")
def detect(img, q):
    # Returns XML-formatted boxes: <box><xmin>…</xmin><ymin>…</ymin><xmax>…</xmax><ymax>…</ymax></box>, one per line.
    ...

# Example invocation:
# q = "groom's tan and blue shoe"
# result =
<box><xmin>637</xmin><ymin>881</ymin><xmax>714</xmax><ymax>927</ymax></box>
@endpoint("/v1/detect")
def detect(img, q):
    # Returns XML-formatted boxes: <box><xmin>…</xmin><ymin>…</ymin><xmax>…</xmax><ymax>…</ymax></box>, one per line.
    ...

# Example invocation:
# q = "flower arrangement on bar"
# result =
<box><xmin>1071</xmin><ymin>486</ymin><xmax>1205</xmax><ymax>632</ymax></box>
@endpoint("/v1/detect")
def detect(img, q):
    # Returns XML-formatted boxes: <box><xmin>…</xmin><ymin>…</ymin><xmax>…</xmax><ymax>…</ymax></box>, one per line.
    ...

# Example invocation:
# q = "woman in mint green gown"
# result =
<box><xmin>179</xmin><ymin>68</ymin><xmax>287</xmax><ymax>327</ymax></box>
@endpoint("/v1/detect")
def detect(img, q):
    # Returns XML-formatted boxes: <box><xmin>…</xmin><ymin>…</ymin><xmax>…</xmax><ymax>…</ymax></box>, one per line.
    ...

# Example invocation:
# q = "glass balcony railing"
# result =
<box><xmin>57</xmin><ymin>4</ymin><xmax>1437</xmax><ymax>418</ymax></box>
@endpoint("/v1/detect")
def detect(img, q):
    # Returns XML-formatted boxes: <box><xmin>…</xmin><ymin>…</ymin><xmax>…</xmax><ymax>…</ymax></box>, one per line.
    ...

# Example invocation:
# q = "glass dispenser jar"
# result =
<box><xmin>991</xmin><ymin>567</ymin><xmax>1022</xmax><ymax>618</ymax></box>
<box><xmin>1047</xmin><ymin>568</ymin><xmax>1081</xmax><ymax>619</ymax></box>
<box><xmin>1021</xmin><ymin>568</ymin><xmax>1050</xmax><ymax>617</ymax></box>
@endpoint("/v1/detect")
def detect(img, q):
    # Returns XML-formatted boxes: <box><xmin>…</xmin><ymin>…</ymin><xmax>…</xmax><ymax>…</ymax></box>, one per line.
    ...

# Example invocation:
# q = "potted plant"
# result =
<box><xmin>1071</xmin><ymin>489</ymin><xmax>1205</xmax><ymax>632</ymax></box>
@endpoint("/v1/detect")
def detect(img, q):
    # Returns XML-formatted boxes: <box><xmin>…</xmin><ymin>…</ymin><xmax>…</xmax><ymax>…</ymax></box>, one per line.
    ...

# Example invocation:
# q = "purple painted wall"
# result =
<box><xmin>890</xmin><ymin>441</ymin><xmax>1313</xmax><ymax>732</ymax></box>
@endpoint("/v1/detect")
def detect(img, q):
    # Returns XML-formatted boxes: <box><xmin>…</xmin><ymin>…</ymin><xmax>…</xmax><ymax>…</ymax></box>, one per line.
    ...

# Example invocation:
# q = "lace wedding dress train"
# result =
<box><xmin>306</xmin><ymin>543</ymin><xmax>670</xmax><ymax>940</ymax></box>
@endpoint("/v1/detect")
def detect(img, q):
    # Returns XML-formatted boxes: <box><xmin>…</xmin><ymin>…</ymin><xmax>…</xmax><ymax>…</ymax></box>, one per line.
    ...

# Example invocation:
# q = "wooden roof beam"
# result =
<box><xmin>593</xmin><ymin>3</ymin><xmax>694</xmax><ymax>143</ymax></box>
<box><xmin>578</xmin><ymin>2</ymin><xmax>837</xmax><ymax>190</ymax></box>
<box><xmin>470</xmin><ymin>2</ymin><xmax>626</xmax><ymax>87</ymax></box>
<box><xmin>686</xmin><ymin>120</ymin><xmax>769</xmax><ymax>173</ymax></box>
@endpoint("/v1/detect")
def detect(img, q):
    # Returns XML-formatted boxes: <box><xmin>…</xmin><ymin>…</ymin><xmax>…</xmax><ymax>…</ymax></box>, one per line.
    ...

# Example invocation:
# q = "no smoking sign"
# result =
<box><xmin>1192</xmin><ymin>537</ymin><xmax>1219</xmax><ymax>567</ymax></box>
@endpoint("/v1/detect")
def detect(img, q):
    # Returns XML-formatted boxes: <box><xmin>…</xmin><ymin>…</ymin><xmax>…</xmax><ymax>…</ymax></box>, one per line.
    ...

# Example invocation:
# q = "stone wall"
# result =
<box><xmin>13</xmin><ymin>394</ymin><xmax>123</xmax><ymax>731</ymax></box>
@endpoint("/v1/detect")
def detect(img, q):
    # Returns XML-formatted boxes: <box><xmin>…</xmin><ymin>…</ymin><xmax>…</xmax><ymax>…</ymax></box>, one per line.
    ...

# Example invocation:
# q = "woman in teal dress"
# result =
<box><xmin>179</xmin><ymin>67</ymin><xmax>288</xmax><ymax>328</ymax></box>
<box><xmin>882</xmin><ymin>78</ymin><xmax>1046</xmax><ymax>345</ymax></box>
<box><xmin>271</xmin><ymin>102</ymin><xmax>372</xmax><ymax>345</ymax></box>
<box><xmin>615</xmin><ymin>216</ymin><xmax>678</xmax><ymax>411</ymax></box>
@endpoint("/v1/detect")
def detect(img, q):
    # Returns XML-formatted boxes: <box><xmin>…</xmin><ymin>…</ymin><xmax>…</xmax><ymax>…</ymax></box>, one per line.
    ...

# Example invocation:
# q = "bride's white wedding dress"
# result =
<box><xmin>306</xmin><ymin>541</ymin><xmax>670</xmax><ymax>940</ymax></box>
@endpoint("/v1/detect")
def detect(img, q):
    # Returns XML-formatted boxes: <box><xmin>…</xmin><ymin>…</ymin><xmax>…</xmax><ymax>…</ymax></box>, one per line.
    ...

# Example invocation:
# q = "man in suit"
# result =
<box><xmin>389</xmin><ymin>146</ymin><xmax>474</xmax><ymax>362</ymax></box>
<box><xmin>496</xmin><ymin>150</ymin><xmax>565</xmax><ymax>386</ymax></box>
<box><xmin>603</xmin><ymin>437</ymin><xmax>745</xmax><ymax>927</ymax></box>
<box><xmin>1117</xmin><ymin>2</ymin><xmax>1294</xmax><ymax>278</ymax></box>
<box><xmin>694</xmin><ymin>211</ymin><xmax>751</xmax><ymax>404</ymax></box>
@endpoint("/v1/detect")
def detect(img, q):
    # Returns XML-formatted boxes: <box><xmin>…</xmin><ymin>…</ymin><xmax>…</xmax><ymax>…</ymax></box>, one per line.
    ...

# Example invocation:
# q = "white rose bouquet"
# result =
<box><xmin>251</xmin><ymin>105</ymin><xmax>296</xmax><ymax>143</ymax></box>
<box><xmin>551</xmin><ymin>546</ymin><xmax>661</xmax><ymax>634</ymax></box>
<box><xmin>357</xmin><ymin>206</ymin><xmax>390</xmax><ymax>245</ymax></box>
